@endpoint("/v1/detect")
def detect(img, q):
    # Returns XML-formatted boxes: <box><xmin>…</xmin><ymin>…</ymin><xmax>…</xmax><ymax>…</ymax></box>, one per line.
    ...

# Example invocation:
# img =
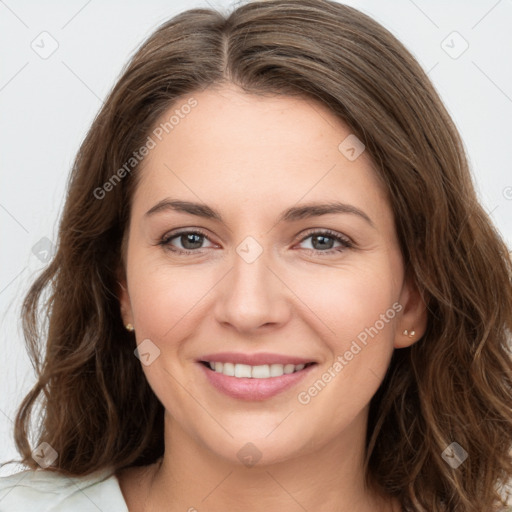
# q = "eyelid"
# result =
<box><xmin>297</xmin><ymin>227</ymin><xmax>353</xmax><ymax>245</ymax></box>
<box><xmin>161</xmin><ymin>228</ymin><xmax>216</xmax><ymax>247</ymax></box>
<box><xmin>161</xmin><ymin>227</ymin><xmax>352</xmax><ymax>243</ymax></box>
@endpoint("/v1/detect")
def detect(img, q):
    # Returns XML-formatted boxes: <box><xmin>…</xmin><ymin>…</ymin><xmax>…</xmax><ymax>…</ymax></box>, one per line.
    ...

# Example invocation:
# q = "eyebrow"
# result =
<box><xmin>145</xmin><ymin>199</ymin><xmax>375</xmax><ymax>228</ymax></box>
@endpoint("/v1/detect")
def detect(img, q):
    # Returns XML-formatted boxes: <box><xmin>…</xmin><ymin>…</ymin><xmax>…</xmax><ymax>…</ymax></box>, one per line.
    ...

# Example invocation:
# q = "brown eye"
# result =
<box><xmin>298</xmin><ymin>230</ymin><xmax>353</xmax><ymax>255</ymax></box>
<box><xmin>160</xmin><ymin>229</ymin><xmax>215</xmax><ymax>254</ymax></box>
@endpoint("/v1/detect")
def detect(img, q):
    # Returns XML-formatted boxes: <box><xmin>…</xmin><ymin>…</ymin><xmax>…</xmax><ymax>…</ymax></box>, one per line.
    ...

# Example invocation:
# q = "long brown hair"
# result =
<box><xmin>4</xmin><ymin>1</ymin><xmax>512</xmax><ymax>510</ymax></box>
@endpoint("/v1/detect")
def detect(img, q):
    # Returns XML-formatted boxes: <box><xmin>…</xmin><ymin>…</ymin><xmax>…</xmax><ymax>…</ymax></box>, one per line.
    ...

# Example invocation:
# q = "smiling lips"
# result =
<box><xmin>198</xmin><ymin>352</ymin><xmax>317</xmax><ymax>400</ymax></box>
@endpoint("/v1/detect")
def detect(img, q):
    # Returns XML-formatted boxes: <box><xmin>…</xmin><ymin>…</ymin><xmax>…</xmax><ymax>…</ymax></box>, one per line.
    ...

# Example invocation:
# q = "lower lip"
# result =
<box><xmin>198</xmin><ymin>362</ymin><xmax>316</xmax><ymax>401</ymax></box>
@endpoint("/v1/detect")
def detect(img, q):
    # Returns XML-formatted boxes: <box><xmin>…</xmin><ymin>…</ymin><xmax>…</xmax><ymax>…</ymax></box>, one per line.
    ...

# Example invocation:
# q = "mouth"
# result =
<box><xmin>196</xmin><ymin>354</ymin><xmax>318</xmax><ymax>401</ymax></box>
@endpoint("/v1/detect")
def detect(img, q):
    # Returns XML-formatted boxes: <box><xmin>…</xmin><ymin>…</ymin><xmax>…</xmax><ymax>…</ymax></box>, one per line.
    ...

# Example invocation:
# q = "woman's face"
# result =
<box><xmin>120</xmin><ymin>85</ymin><xmax>425</xmax><ymax>466</ymax></box>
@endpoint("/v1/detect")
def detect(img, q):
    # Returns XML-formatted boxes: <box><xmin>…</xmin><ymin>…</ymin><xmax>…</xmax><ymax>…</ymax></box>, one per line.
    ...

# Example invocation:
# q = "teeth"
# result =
<box><xmin>205</xmin><ymin>361</ymin><xmax>310</xmax><ymax>378</ymax></box>
<box><xmin>252</xmin><ymin>365</ymin><xmax>270</xmax><ymax>378</ymax></box>
<box><xmin>223</xmin><ymin>362</ymin><xmax>235</xmax><ymax>376</ymax></box>
<box><xmin>234</xmin><ymin>363</ymin><xmax>252</xmax><ymax>378</ymax></box>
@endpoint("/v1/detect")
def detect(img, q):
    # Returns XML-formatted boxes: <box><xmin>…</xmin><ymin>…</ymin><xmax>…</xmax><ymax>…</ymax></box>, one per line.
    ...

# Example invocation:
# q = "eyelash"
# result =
<box><xmin>158</xmin><ymin>228</ymin><xmax>354</xmax><ymax>256</ymax></box>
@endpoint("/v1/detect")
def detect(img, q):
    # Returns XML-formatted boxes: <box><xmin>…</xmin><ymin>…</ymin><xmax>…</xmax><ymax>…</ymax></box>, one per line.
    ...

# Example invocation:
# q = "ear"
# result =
<box><xmin>117</xmin><ymin>268</ymin><xmax>134</xmax><ymax>329</ymax></box>
<box><xmin>395</xmin><ymin>271</ymin><xmax>428</xmax><ymax>349</ymax></box>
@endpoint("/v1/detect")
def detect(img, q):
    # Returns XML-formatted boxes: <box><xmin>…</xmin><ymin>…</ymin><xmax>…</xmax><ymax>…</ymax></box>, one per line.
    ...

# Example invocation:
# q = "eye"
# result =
<box><xmin>297</xmin><ymin>229</ymin><xmax>353</xmax><ymax>255</ymax></box>
<box><xmin>159</xmin><ymin>229</ymin><xmax>215</xmax><ymax>255</ymax></box>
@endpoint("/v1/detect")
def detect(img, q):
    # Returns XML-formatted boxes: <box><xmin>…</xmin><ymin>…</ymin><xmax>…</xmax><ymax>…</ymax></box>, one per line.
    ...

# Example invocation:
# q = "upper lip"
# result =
<box><xmin>198</xmin><ymin>352</ymin><xmax>316</xmax><ymax>366</ymax></box>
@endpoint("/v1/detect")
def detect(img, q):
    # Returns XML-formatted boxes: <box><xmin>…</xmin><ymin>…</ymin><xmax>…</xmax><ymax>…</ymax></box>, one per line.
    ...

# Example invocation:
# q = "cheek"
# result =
<box><xmin>290</xmin><ymin>264</ymin><xmax>398</xmax><ymax>404</ymax></box>
<box><xmin>126</xmin><ymin>246</ymin><xmax>213</xmax><ymax>341</ymax></box>
<box><xmin>290</xmin><ymin>285</ymin><xmax>398</xmax><ymax>449</ymax></box>
<box><xmin>295</xmin><ymin>304</ymin><xmax>396</xmax><ymax>433</ymax></box>
<box><xmin>291</xmin><ymin>262</ymin><xmax>399</xmax><ymax>347</ymax></box>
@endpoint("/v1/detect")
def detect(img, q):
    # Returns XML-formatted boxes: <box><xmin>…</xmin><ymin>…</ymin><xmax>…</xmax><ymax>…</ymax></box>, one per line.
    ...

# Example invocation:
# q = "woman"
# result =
<box><xmin>1</xmin><ymin>1</ymin><xmax>511</xmax><ymax>510</ymax></box>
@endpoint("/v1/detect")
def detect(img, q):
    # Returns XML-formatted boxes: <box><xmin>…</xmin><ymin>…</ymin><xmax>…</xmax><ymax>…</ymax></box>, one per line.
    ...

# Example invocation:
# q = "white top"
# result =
<box><xmin>0</xmin><ymin>467</ymin><xmax>129</xmax><ymax>511</ymax></box>
<box><xmin>1</xmin><ymin>467</ymin><xmax>512</xmax><ymax>511</ymax></box>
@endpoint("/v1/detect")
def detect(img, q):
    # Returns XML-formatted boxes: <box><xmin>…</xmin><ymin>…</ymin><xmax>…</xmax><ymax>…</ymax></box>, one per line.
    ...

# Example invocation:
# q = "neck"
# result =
<box><xmin>144</xmin><ymin>411</ymin><xmax>399</xmax><ymax>512</ymax></box>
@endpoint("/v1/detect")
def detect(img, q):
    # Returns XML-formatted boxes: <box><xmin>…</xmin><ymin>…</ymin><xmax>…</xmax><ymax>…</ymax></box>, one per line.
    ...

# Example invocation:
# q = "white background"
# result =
<box><xmin>1</xmin><ymin>0</ymin><xmax>511</xmax><ymax>474</ymax></box>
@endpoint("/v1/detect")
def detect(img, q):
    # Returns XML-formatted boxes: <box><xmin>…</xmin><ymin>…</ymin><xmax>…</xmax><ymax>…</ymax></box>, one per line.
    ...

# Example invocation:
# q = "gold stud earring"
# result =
<box><xmin>125</xmin><ymin>323</ymin><xmax>134</xmax><ymax>332</ymax></box>
<box><xmin>403</xmin><ymin>329</ymin><xmax>415</xmax><ymax>338</ymax></box>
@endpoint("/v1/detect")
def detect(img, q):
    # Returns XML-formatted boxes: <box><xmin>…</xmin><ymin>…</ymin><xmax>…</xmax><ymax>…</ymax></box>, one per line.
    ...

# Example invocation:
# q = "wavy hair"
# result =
<box><xmin>4</xmin><ymin>1</ymin><xmax>512</xmax><ymax>510</ymax></box>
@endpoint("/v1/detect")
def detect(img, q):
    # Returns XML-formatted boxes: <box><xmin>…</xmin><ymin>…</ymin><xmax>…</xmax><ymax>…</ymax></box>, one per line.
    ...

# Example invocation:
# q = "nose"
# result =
<box><xmin>213</xmin><ymin>245</ymin><xmax>292</xmax><ymax>334</ymax></box>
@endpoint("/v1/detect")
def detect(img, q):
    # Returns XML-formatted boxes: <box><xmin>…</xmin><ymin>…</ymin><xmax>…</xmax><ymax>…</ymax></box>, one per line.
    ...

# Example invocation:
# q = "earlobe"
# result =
<box><xmin>395</xmin><ymin>273</ymin><xmax>428</xmax><ymax>349</ymax></box>
<box><xmin>395</xmin><ymin>328</ymin><xmax>418</xmax><ymax>349</ymax></box>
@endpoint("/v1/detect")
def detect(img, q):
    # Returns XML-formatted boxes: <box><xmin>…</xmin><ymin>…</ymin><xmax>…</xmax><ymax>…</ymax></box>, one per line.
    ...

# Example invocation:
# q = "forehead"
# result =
<box><xmin>133</xmin><ymin>85</ymin><xmax>391</xmax><ymax>229</ymax></box>
<box><xmin>147</xmin><ymin>85</ymin><xmax>362</xmax><ymax>162</ymax></box>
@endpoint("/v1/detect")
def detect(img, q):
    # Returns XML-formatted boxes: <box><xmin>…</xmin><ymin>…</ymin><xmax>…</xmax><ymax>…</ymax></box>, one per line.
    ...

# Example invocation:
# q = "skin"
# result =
<box><xmin>117</xmin><ymin>84</ymin><xmax>427</xmax><ymax>512</ymax></box>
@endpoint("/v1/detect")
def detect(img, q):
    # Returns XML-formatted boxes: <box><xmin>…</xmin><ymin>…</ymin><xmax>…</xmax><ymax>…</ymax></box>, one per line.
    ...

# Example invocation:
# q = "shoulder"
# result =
<box><xmin>0</xmin><ymin>467</ymin><xmax>128</xmax><ymax>511</ymax></box>
<box><xmin>499</xmin><ymin>476</ymin><xmax>512</xmax><ymax>509</ymax></box>
<box><xmin>505</xmin><ymin>480</ymin><xmax>512</xmax><ymax>508</ymax></box>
